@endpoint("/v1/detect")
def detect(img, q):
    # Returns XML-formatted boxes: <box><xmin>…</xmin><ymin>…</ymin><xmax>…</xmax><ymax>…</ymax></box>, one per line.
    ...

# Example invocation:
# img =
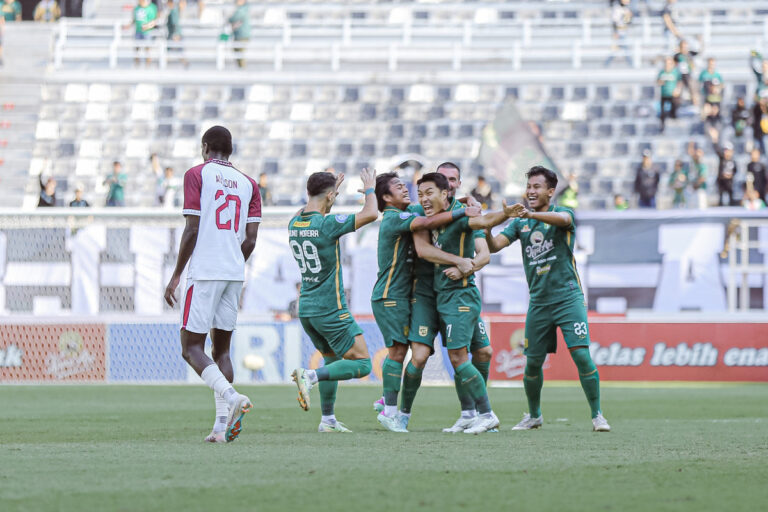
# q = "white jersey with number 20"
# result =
<box><xmin>182</xmin><ymin>158</ymin><xmax>261</xmax><ymax>281</ymax></box>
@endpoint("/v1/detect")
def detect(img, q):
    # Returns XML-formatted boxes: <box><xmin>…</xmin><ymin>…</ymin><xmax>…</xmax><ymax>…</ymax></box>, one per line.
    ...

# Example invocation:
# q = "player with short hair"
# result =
<box><xmin>417</xmin><ymin>172</ymin><xmax>515</xmax><ymax>434</ymax></box>
<box><xmin>372</xmin><ymin>172</ymin><xmax>478</xmax><ymax>432</ymax></box>
<box><xmin>289</xmin><ymin>168</ymin><xmax>378</xmax><ymax>432</ymax></box>
<box><xmin>164</xmin><ymin>125</ymin><xmax>261</xmax><ymax>443</ymax></box>
<box><xmin>485</xmin><ymin>166</ymin><xmax>610</xmax><ymax>432</ymax></box>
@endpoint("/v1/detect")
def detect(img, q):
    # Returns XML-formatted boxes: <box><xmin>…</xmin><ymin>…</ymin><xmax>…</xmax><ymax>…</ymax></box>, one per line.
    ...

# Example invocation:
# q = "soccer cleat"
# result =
<box><xmin>377</xmin><ymin>412</ymin><xmax>408</xmax><ymax>433</ymax></box>
<box><xmin>373</xmin><ymin>397</ymin><xmax>385</xmax><ymax>413</ymax></box>
<box><xmin>225</xmin><ymin>394</ymin><xmax>253</xmax><ymax>443</ymax></box>
<box><xmin>318</xmin><ymin>420</ymin><xmax>352</xmax><ymax>433</ymax></box>
<box><xmin>442</xmin><ymin>415</ymin><xmax>477</xmax><ymax>433</ymax></box>
<box><xmin>204</xmin><ymin>430</ymin><xmax>225</xmax><ymax>443</ymax></box>
<box><xmin>464</xmin><ymin>412</ymin><xmax>500</xmax><ymax>435</ymax></box>
<box><xmin>592</xmin><ymin>413</ymin><xmax>611</xmax><ymax>432</ymax></box>
<box><xmin>511</xmin><ymin>413</ymin><xmax>543</xmax><ymax>430</ymax></box>
<box><xmin>397</xmin><ymin>413</ymin><xmax>410</xmax><ymax>432</ymax></box>
<box><xmin>291</xmin><ymin>368</ymin><xmax>313</xmax><ymax>411</ymax></box>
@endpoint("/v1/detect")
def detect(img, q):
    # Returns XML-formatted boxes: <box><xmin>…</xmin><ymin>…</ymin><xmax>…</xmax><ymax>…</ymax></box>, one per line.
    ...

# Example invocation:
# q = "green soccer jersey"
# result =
<box><xmin>288</xmin><ymin>211</ymin><xmax>357</xmax><ymax>317</ymax></box>
<box><xmin>133</xmin><ymin>3</ymin><xmax>157</xmax><ymax>34</ymax></box>
<box><xmin>371</xmin><ymin>207</ymin><xmax>418</xmax><ymax>301</ymax></box>
<box><xmin>499</xmin><ymin>205</ymin><xmax>584</xmax><ymax>306</ymax></box>
<box><xmin>432</xmin><ymin>215</ymin><xmax>477</xmax><ymax>292</ymax></box>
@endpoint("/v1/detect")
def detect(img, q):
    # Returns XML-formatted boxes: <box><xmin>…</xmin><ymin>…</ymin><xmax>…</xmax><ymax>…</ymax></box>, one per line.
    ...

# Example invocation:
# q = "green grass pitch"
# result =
<box><xmin>1</xmin><ymin>384</ymin><xmax>766</xmax><ymax>512</ymax></box>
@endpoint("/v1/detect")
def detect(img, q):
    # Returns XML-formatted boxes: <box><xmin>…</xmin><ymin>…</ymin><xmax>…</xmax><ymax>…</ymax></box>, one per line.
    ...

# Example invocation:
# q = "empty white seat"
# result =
<box><xmin>125</xmin><ymin>139</ymin><xmax>150</xmax><ymax>158</ymax></box>
<box><xmin>85</xmin><ymin>103</ymin><xmax>109</xmax><ymax>121</ymax></box>
<box><xmin>249</xmin><ymin>84</ymin><xmax>274</xmax><ymax>103</ymax></box>
<box><xmin>88</xmin><ymin>84</ymin><xmax>111</xmax><ymax>103</ymax></box>
<box><xmin>290</xmin><ymin>103</ymin><xmax>314</xmax><ymax>121</ymax></box>
<box><xmin>79</xmin><ymin>140</ymin><xmax>102</xmax><ymax>158</ymax></box>
<box><xmin>75</xmin><ymin>158</ymin><xmax>99</xmax><ymax>177</ymax></box>
<box><xmin>35</xmin><ymin>121</ymin><xmax>59</xmax><ymax>140</ymax></box>
<box><xmin>454</xmin><ymin>84</ymin><xmax>480</xmax><ymax>103</ymax></box>
<box><xmin>172</xmin><ymin>139</ymin><xmax>198</xmax><ymax>158</ymax></box>
<box><xmin>134</xmin><ymin>84</ymin><xmax>159</xmax><ymax>102</ymax></box>
<box><xmin>409</xmin><ymin>84</ymin><xmax>435</xmax><ymax>103</ymax></box>
<box><xmin>269</xmin><ymin>121</ymin><xmax>292</xmax><ymax>140</ymax></box>
<box><xmin>64</xmin><ymin>84</ymin><xmax>88</xmax><ymax>103</ymax></box>
<box><xmin>131</xmin><ymin>103</ymin><xmax>155</xmax><ymax>121</ymax></box>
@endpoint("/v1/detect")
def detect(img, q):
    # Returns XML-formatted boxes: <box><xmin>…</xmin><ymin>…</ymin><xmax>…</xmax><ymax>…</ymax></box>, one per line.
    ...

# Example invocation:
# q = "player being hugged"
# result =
<box><xmin>485</xmin><ymin>166</ymin><xmax>610</xmax><ymax>432</ymax></box>
<box><xmin>289</xmin><ymin>168</ymin><xmax>379</xmax><ymax>433</ymax></box>
<box><xmin>164</xmin><ymin>126</ymin><xmax>261</xmax><ymax>443</ymax></box>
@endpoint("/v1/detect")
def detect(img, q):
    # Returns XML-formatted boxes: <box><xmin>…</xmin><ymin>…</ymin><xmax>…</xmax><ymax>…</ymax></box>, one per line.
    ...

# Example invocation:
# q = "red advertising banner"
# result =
<box><xmin>0</xmin><ymin>324</ymin><xmax>107</xmax><ymax>381</ymax></box>
<box><xmin>489</xmin><ymin>320</ymin><xmax>768</xmax><ymax>382</ymax></box>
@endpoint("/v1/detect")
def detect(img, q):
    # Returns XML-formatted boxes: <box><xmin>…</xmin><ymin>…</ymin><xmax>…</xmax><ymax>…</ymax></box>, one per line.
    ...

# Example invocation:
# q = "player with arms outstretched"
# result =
<box><xmin>372</xmin><ymin>172</ymin><xmax>478</xmax><ymax>432</ymax></box>
<box><xmin>289</xmin><ymin>169</ymin><xmax>378</xmax><ymax>432</ymax></box>
<box><xmin>418</xmin><ymin>172</ymin><xmax>515</xmax><ymax>434</ymax></box>
<box><xmin>485</xmin><ymin>166</ymin><xmax>610</xmax><ymax>432</ymax></box>
<box><xmin>164</xmin><ymin>126</ymin><xmax>260</xmax><ymax>443</ymax></box>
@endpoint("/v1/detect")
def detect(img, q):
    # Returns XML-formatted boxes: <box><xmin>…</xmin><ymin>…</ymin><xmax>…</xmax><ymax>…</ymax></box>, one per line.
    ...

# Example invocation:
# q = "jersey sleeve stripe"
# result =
<box><xmin>246</xmin><ymin>216</ymin><xmax>262</xmax><ymax>223</ymax></box>
<box><xmin>182</xmin><ymin>209</ymin><xmax>201</xmax><ymax>216</ymax></box>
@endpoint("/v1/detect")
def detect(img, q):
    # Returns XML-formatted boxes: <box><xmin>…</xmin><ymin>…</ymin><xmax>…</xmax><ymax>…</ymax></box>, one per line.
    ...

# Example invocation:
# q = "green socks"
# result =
<box><xmin>523</xmin><ymin>356</ymin><xmax>544</xmax><ymax>418</ymax></box>
<box><xmin>316</xmin><ymin>358</ymin><xmax>372</xmax><ymax>381</ymax></box>
<box><xmin>571</xmin><ymin>348</ymin><xmax>601</xmax><ymax>418</ymax></box>
<box><xmin>381</xmin><ymin>357</ymin><xmax>403</xmax><ymax>407</ymax></box>
<box><xmin>453</xmin><ymin>373</ymin><xmax>475</xmax><ymax>411</ymax></box>
<box><xmin>400</xmin><ymin>362</ymin><xmax>423</xmax><ymax>414</ymax></box>
<box><xmin>319</xmin><ymin>356</ymin><xmax>340</xmax><ymax>416</ymax></box>
<box><xmin>473</xmin><ymin>360</ymin><xmax>490</xmax><ymax>384</ymax></box>
<box><xmin>454</xmin><ymin>361</ymin><xmax>491</xmax><ymax>414</ymax></box>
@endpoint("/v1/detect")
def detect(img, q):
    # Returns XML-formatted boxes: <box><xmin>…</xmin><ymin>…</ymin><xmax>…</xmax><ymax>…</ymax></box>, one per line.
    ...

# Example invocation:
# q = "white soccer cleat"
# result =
<box><xmin>442</xmin><ymin>415</ymin><xmax>477</xmax><ymax>433</ymax></box>
<box><xmin>377</xmin><ymin>412</ymin><xmax>408</xmax><ymax>433</ymax></box>
<box><xmin>318</xmin><ymin>420</ymin><xmax>352</xmax><ymax>433</ymax></box>
<box><xmin>225</xmin><ymin>393</ymin><xmax>253</xmax><ymax>442</ymax></box>
<box><xmin>464</xmin><ymin>412</ymin><xmax>500</xmax><ymax>435</ymax></box>
<box><xmin>511</xmin><ymin>413</ymin><xmax>543</xmax><ymax>430</ymax></box>
<box><xmin>204</xmin><ymin>430</ymin><xmax>226</xmax><ymax>443</ymax></box>
<box><xmin>592</xmin><ymin>413</ymin><xmax>611</xmax><ymax>432</ymax></box>
<box><xmin>291</xmin><ymin>368</ymin><xmax>313</xmax><ymax>411</ymax></box>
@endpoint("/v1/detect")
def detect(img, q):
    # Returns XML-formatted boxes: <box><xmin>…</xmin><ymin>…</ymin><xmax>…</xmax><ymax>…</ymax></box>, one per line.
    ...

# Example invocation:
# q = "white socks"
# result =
<box><xmin>201</xmin><ymin>364</ymin><xmax>238</xmax><ymax>406</ymax></box>
<box><xmin>321</xmin><ymin>415</ymin><xmax>336</xmax><ymax>424</ymax></box>
<box><xmin>306</xmin><ymin>369</ymin><xmax>319</xmax><ymax>385</ymax></box>
<box><xmin>384</xmin><ymin>405</ymin><xmax>397</xmax><ymax>417</ymax></box>
<box><xmin>461</xmin><ymin>409</ymin><xmax>478</xmax><ymax>419</ymax></box>
<box><xmin>213</xmin><ymin>391</ymin><xmax>229</xmax><ymax>433</ymax></box>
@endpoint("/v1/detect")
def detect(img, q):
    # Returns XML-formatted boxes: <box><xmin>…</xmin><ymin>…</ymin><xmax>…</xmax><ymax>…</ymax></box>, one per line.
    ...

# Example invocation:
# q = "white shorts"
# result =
<box><xmin>180</xmin><ymin>280</ymin><xmax>243</xmax><ymax>334</ymax></box>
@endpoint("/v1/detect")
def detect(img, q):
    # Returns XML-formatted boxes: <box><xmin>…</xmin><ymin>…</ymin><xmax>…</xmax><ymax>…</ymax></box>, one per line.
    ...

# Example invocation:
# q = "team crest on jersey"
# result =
<box><xmin>399</xmin><ymin>212</ymin><xmax>413</xmax><ymax>220</ymax></box>
<box><xmin>335</xmin><ymin>215</ymin><xmax>349</xmax><ymax>223</ymax></box>
<box><xmin>521</xmin><ymin>225</ymin><xmax>531</xmax><ymax>233</ymax></box>
<box><xmin>418</xmin><ymin>326</ymin><xmax>428</xmax><ymax>337</ymax></box>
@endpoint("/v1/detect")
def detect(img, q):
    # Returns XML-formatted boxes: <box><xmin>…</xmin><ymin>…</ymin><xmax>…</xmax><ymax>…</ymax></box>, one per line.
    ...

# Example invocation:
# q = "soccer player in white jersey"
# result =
<box><xmin>164</xmin><ymin>126</ymin><xmax>261</xmax><ymax>443</ymax></box>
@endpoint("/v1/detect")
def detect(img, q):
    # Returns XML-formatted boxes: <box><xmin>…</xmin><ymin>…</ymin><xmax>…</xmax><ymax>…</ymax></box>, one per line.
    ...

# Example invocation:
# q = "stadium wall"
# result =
<box><xmin>1</xmin><ymin>317</ymin><xmax>766</xmax><ymax>383</ymax></box>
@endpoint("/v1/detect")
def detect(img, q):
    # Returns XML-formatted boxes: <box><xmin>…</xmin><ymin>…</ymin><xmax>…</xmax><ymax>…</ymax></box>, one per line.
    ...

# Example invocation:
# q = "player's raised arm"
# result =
<box><xmin>410</xmin><ymin>205</ymin><xmax>480</xmax><ymax>232</ymax></box>
<box><xmin>413</xmin><ymin>230</ymin><xmax>473</xmax><ymax>275</ymax></box>
<box><xmin>511</xmin><ymin>203</ymin><xmax>573</xmax><ymax>228</ymax></box>
<box><xmin>355</xmin><ymin>167</ymin><xmax>379</xmax><ymax>229</ymax></box>
<box><xmin>466</xmin><ymin>200</ymin><xmax>515</xmax><ymax>230</ymax></box>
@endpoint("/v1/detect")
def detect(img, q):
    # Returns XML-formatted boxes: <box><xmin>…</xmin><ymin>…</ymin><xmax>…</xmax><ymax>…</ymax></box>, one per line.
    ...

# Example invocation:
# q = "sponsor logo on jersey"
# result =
<box><xmin>399</xmin><ymin>212</ymin><xmax>413</xmax><ymax>220</ymax></box>
<box><xmin>521</xmin><ymin>225</ymin><xmax>531</xmax><ymax>232</ymax></box>
<box><xmin>335</xmin><ymin>215</ymin><xmax>349</xmax><ymax>223</ymax></box>
<box><xmin>525</xmin><ymin>230</ymin><xmax>555</xmax><ymax>260</ymax></box>
<box><xmin>536</xmin><ymin>264</ymin><xmax>551</xmax><ymax>275</ymax></box>
<box><xmin>418</xmin><ymin>326</ymin><xmax>428</xmax><ymax>337</ymax></box>
<box><xmin>292</xmin><ymin>220</ymin><xmax>311</xmax><ymax>228</ymax></box>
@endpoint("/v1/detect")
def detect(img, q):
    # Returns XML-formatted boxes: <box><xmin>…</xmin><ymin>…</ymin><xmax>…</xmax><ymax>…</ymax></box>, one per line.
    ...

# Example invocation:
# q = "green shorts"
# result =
<box><xmin>371</xmin><ymin>298</ymin><xmax>410</xmax><ymax>347</ymax></box>
<box><xmin>408</xmin><ymin>291</ymin><xmax>439</xmax><ymax>347</ymax></box>
<box><xmin>300</xmin><ymin>309</ymin><xmax>363</xmax><ymax>357</ymax></box>
<box><xmin>524</xmin><ymin>296</ymin><xmax>590</xmax><ymax>359</ymax></box>
<box><xmin>436</xmin><ymin>287</ymin><xmax>481</xmax><ymax>351</ymax></box>
<box><xmin>470</xmin><ymin>318</ymin><xmax>490</xmax><ymax>351</ymax></box>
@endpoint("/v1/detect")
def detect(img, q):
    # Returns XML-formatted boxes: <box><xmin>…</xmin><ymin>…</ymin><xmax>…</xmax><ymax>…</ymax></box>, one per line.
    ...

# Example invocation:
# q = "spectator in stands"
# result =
<box><xmin>38</xmin><ymin>173</ymin><xmax>57</xmax><ymax>207</ymax></box>
<box><xmin>69</xmin><ymin>184</ymin><xmax>89</xmax><ymax>207</ymax></box>
<box><xmin>258</xmin><ymin>172</ymin><xmax>273</xmax><ymax>206</ymax></box>
<box><xmin>746</xmin><ymin>148</ymin><xmax>767</xmax><ymax>203</ymax></box>
<box><xmin>126</xmin><ymin>0</ymin><xmax>158</xmax><ymax>66</ymax></box>
<box><xmin>731</xmin><ymin>96</ymin><xmax>750</xmax><ymax>139</ymax></box>
<box><xmin>750</xmin><ymin>50</ymin><xmax>768</xmax><ymax>99</ymax></box>
<box><xmin>613</xmin><ymin>194</ymin><xmax>629</xmax><ymax>211</ymax></box>
<box><xmin>105</xmin><ymin>161</ymin><xmax>127</xmax><ymax>207</ymax></box>
<box><xmin>742</xmin><ymin>175</ymin><xmax>766</xmax><ymax>210</ymax></box>
<box><xmin>753</xmin><ymin>93</ymin><xmax>768</xmax><ymax>156</ymax></box>
<box><xmin>698</xmin><ymin>58</ymin><xmax>722</xmax><ymax>121</ymax></box>
<box><xmin>33</xmin><ymin>0</ymin><xmax>61</xmax><ymax>22</ymax></box>
<box><xmin>160</xmin><ymin>167</ymin><xmax>180</xmax><ymax>207</ymax></box>
<box><xmin>165</xmin><ymin>0</ymin><xmax>185</xmax><ymax>66</ymax></box>
<box><xmin>657</xmin><ymin>56</ymin><xmax>681</xmax><ymax>133</ymax></box>
<box><xmin>661</xmin><ymin>0</ymin><xmax>682</xmax><ymax>49</ymax></box>
<box><xmin>471</xmin><ymin>175</ymin><xmax>495</xmax><ymax>209</ymax></box>
<box><xmin>558</xmin><ymin>174</ymin><xmax>579</xmax><ymax>210</ymax></box>
<box><xmin>634</xmin><ymin>150</ymin><xmax>660</xmax><ymax>208</ymax></box>
<box><xmin>229</xmin><ymin>0</ymin><xmax>250</xmax><ymax>69</ymax></box>
<box><xmin>674</xmin><ymin>39</ymin><xmax>700</xmax><ymax>105</ymax></box>
<box><xmin>714</xmin><ymin>141</ymin><xmax>739</xmax><ymax>206</ymax></box>
<box><xmin>604</xmin><ymin>0</ymin><xmax>632</xmax><ymax>68</ymax></box>
<box><xmin>668</xmin><ymin>159</ymin><xmax>689</xmax><ymax>208</ymax></box>
<box><xmin>1</xmin><ymin>0</ymin><xmax>21</xmax><ymax>22</ymax></box>
<box><xmin>688</xmin><ymin>142</ymin><xmax>709</xmax><ymax>209</ymax></box>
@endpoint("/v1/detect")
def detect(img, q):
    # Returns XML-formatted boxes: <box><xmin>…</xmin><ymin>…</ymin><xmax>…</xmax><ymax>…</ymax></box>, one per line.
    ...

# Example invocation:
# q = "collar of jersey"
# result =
<box><xmin>383</xmin><ymin>207</ymin><xmax>404</xmax><ymax>213</ymax></box>
<box><xmin>300</xmin><ymin>210</ymin><xmax>322</xmax><ymax>216</ymax></box>
<box><xmin>206</xmin><ymin>158</ymin><xmax>233</xmax><ymax>167</ymax></box>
